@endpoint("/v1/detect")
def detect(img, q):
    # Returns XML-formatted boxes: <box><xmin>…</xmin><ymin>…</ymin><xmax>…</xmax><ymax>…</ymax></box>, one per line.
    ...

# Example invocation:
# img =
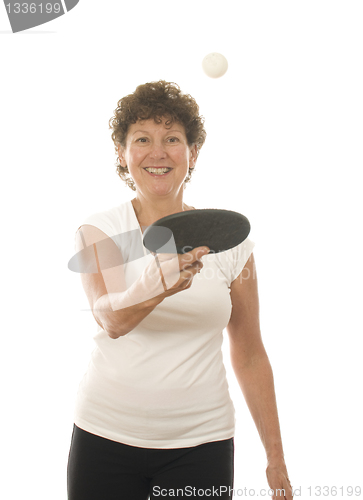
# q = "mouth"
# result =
<box><xmin>143</xmin><ymin>167</ymin><xmax>173</xmax><ymax>177</ymax></box>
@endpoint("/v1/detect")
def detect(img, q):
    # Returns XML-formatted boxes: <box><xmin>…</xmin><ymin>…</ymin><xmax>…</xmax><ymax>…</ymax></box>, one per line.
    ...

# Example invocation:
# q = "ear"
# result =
<box><xmin>189</xmin><ymin>144</ymin><xmax>198</xmax><ymax>167</ymax></box>
<box><xmin>117</xmin><ymin>144</ymin><xmax>127</xmax><ymax>166</ymax></box>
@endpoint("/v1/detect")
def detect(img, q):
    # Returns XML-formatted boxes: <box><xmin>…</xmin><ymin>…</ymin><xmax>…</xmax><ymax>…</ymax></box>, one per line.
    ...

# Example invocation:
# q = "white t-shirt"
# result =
<box><xmin>74</xmin><ymin>199</ymin><xmax>255</xmax><ymax>449</ymax></box>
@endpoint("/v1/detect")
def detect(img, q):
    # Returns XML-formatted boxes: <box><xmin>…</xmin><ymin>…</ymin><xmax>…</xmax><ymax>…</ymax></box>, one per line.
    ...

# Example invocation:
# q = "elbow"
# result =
<box><xmin>94</xmin><ymin>315</ymin><xmax>129</xmax><ymax>339</ymax></box>
<box><xmin>94</xmin><ymin>318</ymin><xmax>124</xmax><ymax>339</ymax></box>
<box><xmin>107</xmin><ymin>330</ymin><xmax>120</xmax><ymax>340</ymax></box>
<box><xmin>105</xmin><ymin>324</ymin><xmax>131</xmax><ymax>339</ymax></box>
<box><xmin>104</xmin><ymin>324</ymin><xmax>125</xmax><ymax>339</ymax></box>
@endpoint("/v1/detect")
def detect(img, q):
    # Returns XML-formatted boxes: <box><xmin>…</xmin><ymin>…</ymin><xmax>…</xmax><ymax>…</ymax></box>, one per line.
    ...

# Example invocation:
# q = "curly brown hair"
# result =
<box><xmin>108</xmin><ymin>80</ymin><xmax>207</xmax><ymax>191</ymax></box>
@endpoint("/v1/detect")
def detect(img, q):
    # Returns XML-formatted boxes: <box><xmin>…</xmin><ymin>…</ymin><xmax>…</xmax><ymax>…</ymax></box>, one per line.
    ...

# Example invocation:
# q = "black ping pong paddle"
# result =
<box><xmin>142</xmin><ymin>209</ymin><xmax>250</xmax><ymax>255</ymax></box>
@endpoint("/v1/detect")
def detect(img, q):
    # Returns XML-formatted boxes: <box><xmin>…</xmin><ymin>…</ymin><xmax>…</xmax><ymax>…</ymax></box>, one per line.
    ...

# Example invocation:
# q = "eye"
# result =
<box><xmin>136</xmin><ymin>137</ymin><xmax>148</xmax><ymax>143</ymax></box>
<box><xmin>167</xmin><ymin>137</ymin><xmax>179</xmax><ymax>143</ymax></box>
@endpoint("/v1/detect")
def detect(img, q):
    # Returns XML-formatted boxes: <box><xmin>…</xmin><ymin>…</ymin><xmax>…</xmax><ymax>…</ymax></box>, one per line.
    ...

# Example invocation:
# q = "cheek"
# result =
<box><xmin>173</xmin><ymin>148</ymin><xmax>190</xmax><ymax>164</ymax></box>
<box><xmin>127</xmin><ymin>149</ymin><xmax>143</xmax><ymax>165</ymax></box>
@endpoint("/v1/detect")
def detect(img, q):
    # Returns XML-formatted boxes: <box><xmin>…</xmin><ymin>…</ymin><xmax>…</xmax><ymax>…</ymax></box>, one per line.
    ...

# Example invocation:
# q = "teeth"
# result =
<box><xmin>145</xmin><ymin>168</ymin><xmax>171</xmax><ymax>174</ymax></box>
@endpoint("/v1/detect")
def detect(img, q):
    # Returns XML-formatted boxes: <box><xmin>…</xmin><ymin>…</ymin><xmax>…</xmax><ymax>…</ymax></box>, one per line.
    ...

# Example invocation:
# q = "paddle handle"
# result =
<box><xmin>151</xmin><ymin>252</ymin><xmax>168</xmax><ymax>292</ymax></box>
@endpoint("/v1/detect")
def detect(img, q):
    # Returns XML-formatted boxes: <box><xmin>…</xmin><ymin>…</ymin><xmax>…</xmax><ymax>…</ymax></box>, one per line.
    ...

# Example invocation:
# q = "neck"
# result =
<box><xmin>131</xmin><ymin>194</ymin><xmax>190</xmax><ymax>227</ymax></box>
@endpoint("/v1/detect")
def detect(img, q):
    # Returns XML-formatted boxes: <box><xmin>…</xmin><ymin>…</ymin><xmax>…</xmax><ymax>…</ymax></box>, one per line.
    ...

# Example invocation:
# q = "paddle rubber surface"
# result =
<box><xmin>142</xmin><ymin>209</ymin><xmax>251</xmax><ymax>255</ymax></box>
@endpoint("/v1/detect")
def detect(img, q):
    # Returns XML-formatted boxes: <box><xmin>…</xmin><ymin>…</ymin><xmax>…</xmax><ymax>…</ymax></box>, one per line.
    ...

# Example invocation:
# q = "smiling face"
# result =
<box><xmin>117</xmin><ymin>117</ymin><xmax>198</xmax><ymax>200</ymax></box>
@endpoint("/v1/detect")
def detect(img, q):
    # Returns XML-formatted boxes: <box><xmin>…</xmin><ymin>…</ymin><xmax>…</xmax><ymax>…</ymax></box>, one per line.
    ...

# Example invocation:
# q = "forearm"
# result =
<box><xmin>93</xmin><ymin>292</ymin><xmax>164</xmax><ymax>339</ymax></box>
<box><xmin>231</xmin><ymin>349</ymin><xmax>285</xmax><ymax>464</ymax></box>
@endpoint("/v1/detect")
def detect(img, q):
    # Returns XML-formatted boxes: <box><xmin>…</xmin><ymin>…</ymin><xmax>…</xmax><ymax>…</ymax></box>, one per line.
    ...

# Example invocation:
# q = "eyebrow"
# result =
<box><xmin>131</xmin><ymin>129</ymin><xmax>183</xmax><ymax>136</ymax></box>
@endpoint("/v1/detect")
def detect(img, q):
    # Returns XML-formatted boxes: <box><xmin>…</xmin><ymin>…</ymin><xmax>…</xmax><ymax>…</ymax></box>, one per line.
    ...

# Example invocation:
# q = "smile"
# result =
<box><xmin>144</xmin><ymin>167</ymin><xmax>172</xmax><ymax>176</ymax></box>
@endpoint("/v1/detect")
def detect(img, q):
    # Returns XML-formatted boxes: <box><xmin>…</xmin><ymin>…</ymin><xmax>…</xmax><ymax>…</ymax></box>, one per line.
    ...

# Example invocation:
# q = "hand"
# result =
<box><xmin>266</xmin><ymin>461</ymin><xmax>293</xmax><ymax>500</ymax></box>
<box><xmin>155</xmin><ymin>246</ymin><xmax>210</xmax><ymax>298</ymax></box>
<box><xmin>108</xmin><ymin>246</ymin><xmax>209</xmax><ymax>311</ymax></box>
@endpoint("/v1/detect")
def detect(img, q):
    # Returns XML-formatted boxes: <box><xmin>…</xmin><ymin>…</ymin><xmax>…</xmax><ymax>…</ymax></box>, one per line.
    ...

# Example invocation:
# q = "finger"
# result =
<box><xmin>156</xmin><ymin>252</ymin><xmax>180</xmax><ymax>290</ymax></box>
<box><xmin>156</xmin><ymin>253</ymin><xmax>199</xmax><ymax>290</ymax></box>
<box><xmin>169</xmin><ymin>264</ymin><xmax>200</xmax><ymax>293</ymax></box>
<box><xmin>194</xmin><ymin>246</ymin><xmax>210</xmax><ymax>259</ymax></box>
<box><xmin>157</xmin><ymin>247</ymin><xmax>209</xmax><ymax>272</ymax></box>
<box><xmin>188</xmin><ymin>246</ymin><xmax>210</xmax><ymax>262</ymax></box>
<box><xmin>284</xmin><ymin>479</ymin><xmax>293</xmax><ymax>500</ymax></box>
<box><xmin>270</xmin><ymin>485</ymin><xmax>284</xmax><ymax>500</ymax></box>
<box><xmin>180</xmin><ymin>260</ymin><xmax>203</xmax><ymax>281</ymax></box>
<box><xmin>178</xmin><ymin>246</ymin><xmax>209</xmax><ymax>268</ymax></box>
<box><xmin>155</xmin><ymin>250</ymin><xmax>205</xmax><ymax>292</ymax></box>
<box><xmin>155</xmin><ymin>251</ymin><xmax>178</xmax><ymax>262</ymax></box>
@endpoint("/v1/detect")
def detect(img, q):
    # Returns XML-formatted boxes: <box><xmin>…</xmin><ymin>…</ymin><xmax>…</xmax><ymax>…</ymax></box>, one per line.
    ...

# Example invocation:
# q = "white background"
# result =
<box><xmin>1</xmin><ymin>1</ymin><xmax>362</xmax><ymax>498</ymax></box>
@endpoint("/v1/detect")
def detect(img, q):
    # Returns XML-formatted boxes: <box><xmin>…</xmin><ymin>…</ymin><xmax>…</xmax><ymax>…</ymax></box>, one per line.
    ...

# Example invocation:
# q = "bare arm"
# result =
<box><xmin>76</xmin><ymin>225</ymin><xmax>164</xmax><ymax>337</ymax></box>
<box><xmin>93</xmin><ymin>291</ymin><xmax>166</xmax><ymax>339</ymax></box>
<box><xmin>227</xmin><ymin>253</ymin><xmax>293</xmax><ymax>499</ymax></box>
<box><xmin>76</xmin><ymin>225</ymin><xmax>208</xmax><ymax>339</ymax></box>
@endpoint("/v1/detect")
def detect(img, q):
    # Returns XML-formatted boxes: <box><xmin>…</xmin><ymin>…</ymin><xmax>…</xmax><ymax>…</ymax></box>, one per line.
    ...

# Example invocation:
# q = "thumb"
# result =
<box><xmin>193</xmin><ymin>246</ymin><xmax>210</xmax><ymax>258</ymax></box>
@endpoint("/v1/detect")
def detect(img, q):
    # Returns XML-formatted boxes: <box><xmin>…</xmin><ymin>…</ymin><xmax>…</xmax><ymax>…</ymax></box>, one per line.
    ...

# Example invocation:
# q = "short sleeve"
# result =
<box><xmin>74</xmin><ymin>212</ymin><xmax>116</xmax><ymax>257</ymax></box>
<box><xmin>77</xmin><ymin>212</ymin><xmax>115</xmax><ymax>239</ymax></box>
<box><xmin>215</xmin><ymin>237</ymin><xmax>255</xmax><ymax>287</ymax></box>
<box><xmin>75</xmin><ymin>210</ymin><xmax>145</xmax><ymax>263</ymax></box>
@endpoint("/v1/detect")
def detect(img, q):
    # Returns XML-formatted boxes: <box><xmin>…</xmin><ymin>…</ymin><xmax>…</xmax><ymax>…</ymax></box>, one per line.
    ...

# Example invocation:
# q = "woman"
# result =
<box><xmin>67</xmin><ymin>80</ymin><xmax>293</xmax><ymax>500</ymax></box>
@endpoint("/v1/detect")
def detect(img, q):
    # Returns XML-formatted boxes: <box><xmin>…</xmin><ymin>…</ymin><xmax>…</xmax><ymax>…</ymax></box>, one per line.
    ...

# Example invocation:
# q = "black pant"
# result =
<box><xmin>67</xmin><ymin>425</ymin><xmax>234</xmax><ymax>499</ymax></box>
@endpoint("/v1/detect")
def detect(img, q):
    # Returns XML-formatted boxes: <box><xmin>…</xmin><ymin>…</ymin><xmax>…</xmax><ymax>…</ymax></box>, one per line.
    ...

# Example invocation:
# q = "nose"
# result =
<box><xmin>149</xmin><ymin>140</ymin><xmax>167</xmax><ymax>159</ymax></box>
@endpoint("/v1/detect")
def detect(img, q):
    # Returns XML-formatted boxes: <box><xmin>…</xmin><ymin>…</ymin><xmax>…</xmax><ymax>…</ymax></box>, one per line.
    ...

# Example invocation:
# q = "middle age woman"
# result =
<box><xmin>67</xmin><ymin>80</ymin><xmax>293</xmax><ymax>500</ymax></box>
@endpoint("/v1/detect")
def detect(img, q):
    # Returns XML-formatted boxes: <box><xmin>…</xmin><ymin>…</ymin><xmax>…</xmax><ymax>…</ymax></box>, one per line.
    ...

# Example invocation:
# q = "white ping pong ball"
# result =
<box><xmin>202</xmin><ymin>52</ymin><xmax>228</xmax><ymax>78</ymax></box>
